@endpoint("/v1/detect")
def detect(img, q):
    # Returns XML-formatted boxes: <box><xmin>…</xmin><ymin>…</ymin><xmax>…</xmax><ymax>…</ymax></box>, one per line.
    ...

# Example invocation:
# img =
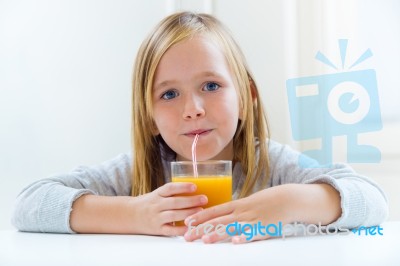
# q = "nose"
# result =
<box><xmin>182</xmin><ymin>94</ymin><xmax>205</xmax><ymax>120</ymax></box>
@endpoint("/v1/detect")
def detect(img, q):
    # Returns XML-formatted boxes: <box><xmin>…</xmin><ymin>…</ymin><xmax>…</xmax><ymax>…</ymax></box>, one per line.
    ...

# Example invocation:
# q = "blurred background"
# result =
<box><xmin>0</xmin><ymin>0</ymin><xmax>399</xmax><ymax>230</ymax></box>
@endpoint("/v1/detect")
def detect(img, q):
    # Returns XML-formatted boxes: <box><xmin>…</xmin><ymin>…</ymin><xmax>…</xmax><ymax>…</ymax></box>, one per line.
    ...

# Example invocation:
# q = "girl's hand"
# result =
<box><xmin>183</xmin><ymin>185</ymin><xmax>292</xmax><ymax>244</ymax></box>
<box><xmin>132</xmin><ymin>182</ymin><xmax>208</xmax><ymax>236</ymax></box>
<box><xmin>183</xmin><ymin>183</ymin><xmax>341</xmax><ymax>244</ymax></box>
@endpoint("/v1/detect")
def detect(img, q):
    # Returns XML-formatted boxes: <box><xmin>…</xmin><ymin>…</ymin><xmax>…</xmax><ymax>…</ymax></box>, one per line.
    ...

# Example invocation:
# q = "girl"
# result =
<box><xmin>12</xmin><ymin>12</ymin><xmax>388</xmax><ymax>244</ymax></box>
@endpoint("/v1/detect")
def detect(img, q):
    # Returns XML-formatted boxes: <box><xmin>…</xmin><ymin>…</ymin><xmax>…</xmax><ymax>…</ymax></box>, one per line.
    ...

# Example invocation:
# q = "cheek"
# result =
<box><xmin>153</xmin><ymin>107</ymin><xmax>176</xmax><ymax>135</ymax></box>
<box><xmin>152</xmin><ymin>108</ymin><xmax>164</xmax><ymax>132</ymax></box>
<box><xmin>153</xmin><ymin>115</ymin><xmax>166</xmax><ymax>132</ymax></box>
<box><xmin>221</xmin><ymin>92</ymin><xmax>240</xmax><ymax>119</ymax></box>
<box><xmin>215</xmin><ymin>98</ymin><xmax>240</xmax><ymax>134</ymax></box>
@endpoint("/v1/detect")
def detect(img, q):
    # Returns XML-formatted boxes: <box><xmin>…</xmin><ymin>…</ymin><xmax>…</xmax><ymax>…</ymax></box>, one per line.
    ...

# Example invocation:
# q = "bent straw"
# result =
<box><xmin>191</xmin><ymin>134</ymin><xmax>200</xmax><ymax>178</ymax></box>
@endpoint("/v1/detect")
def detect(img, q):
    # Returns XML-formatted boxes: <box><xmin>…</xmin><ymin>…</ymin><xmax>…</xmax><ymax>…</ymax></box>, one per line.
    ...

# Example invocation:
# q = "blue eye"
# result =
<box><xmin>161</xmin><ymin>90</ymin><xmax>179</xmax><ymax>100</ymax></box>
<box><xmin>203</xmin><ymin>82</ymin><xmax>220</xmax><ymax>92</ymax></box>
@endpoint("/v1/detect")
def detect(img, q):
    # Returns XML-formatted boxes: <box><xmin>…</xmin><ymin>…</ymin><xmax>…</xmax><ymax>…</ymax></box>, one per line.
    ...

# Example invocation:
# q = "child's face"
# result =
<box><xmin>152</xmin><ymin>36</ymin><xmax>240</xmax><ymax>161</ymax></box>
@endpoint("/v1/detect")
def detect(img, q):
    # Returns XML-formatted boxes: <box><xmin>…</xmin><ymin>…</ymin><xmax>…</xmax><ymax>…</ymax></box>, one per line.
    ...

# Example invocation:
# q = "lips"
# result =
<box><xmin>184</xmin><ymin>129</ymin><xmax>212</xmax><ymax>136</ymax></box>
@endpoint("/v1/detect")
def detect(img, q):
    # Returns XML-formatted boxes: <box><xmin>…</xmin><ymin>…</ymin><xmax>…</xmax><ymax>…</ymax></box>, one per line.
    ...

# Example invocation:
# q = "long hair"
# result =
<box><xmin>131</xmin><ymin>11</ymin><xmax>270</xmax><ymax>198</ymax></box>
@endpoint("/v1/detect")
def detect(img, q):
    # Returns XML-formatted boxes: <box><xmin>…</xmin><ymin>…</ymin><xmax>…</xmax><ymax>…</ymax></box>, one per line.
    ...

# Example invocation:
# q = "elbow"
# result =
<box><xmin>365</xmin><ymin>188</ymin><xmax>389</xmax><ymax>227</ymax></box>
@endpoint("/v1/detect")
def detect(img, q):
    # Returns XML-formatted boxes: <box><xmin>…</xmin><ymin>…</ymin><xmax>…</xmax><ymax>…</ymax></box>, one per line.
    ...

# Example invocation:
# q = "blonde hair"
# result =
<box><xmin>131</xmin><ymin>11</ymin><xmax>270</xmax><ymax>198</ymax></box>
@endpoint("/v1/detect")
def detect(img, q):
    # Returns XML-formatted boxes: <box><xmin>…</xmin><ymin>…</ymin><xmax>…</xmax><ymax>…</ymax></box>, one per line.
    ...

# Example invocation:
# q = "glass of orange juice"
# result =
<box><xmin>171</xmin><ymin>160</ymin><xmax>232</xmax><ymax>225</ymax></box>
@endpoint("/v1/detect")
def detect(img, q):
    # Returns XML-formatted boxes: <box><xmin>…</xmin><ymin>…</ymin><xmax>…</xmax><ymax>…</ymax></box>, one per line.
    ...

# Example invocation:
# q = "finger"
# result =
<box><xmin>231</xmin><ymin>222</ymin><xmax>272</xmax><ymax>244</ymax></box>
<box><xmin>184</xmin><ymin>201</ymin><xmax>233</xmax><ymax>226</ymax></box>
<box><xmin>201</xmin><ymin>225</ymin><xmax>231</xmax><ymax>244</ymax></box>
<box><xmin>184</xmin><ymin>214</ymin><xmax>233</xmax><ymax>242</ymax></box>
<box><xmin>231</xmin><ymin>234</ymin><xmax>248</xmax><ymax>244</ymax></box>
<box><xmin>160</xmin><ymin>194</ymin><xmax>208</xmax><ymax>211</ymax></box>
<box><xmin>160</xmin><ymin>207</ymin><xmax>204</xmax><ymax>224</ymax></box>
<box><xmin>157</xmin><ymin>182</ymin><xmax>196</xmax><ymax>197</ymax></box>
<box><xmin>160</xmin><ymin>224</ymin><xmax>188</xmax><ymax>236</ymax></box>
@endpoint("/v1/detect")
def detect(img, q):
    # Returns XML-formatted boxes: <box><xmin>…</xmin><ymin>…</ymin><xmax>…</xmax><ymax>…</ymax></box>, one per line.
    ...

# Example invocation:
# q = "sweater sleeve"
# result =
<box><xmin>11</xmin><ymin>153</ymin><xmax>132</xmax><ymax>233</ymax></box>
<box><xmin>268</xmin><ymin>140</ymin><xmax>389</xmax><ymax>228</ymax></box>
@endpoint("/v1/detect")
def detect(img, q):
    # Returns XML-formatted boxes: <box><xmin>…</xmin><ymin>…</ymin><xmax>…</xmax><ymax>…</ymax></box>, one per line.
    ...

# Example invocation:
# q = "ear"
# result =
<box><xmin>249</xmin><ymin>78</ymin><xmax>257</xmax><ymax>102</ymax></box>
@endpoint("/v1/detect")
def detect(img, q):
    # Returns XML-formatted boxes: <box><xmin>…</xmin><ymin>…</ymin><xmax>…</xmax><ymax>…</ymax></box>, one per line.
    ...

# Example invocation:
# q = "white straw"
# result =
<box><xmin>191</xmin><ymin>134</ymin><xmax>199</xmax><ymax>178</ymax></box>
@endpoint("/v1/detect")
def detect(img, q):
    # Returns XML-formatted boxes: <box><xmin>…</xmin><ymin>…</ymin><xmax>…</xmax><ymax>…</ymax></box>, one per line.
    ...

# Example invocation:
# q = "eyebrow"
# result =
<box><xmin>153</xmin><ymin>71</ymin><xmax>224</xmax><ymax>92</ymax></box>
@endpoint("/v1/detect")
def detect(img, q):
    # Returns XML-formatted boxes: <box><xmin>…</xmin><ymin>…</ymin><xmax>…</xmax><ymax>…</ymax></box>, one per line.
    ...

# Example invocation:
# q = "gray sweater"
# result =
<box><xmin>11</xmin><ymin>140</ymin><xmax>388</xmax><ymax>233</ymax></box>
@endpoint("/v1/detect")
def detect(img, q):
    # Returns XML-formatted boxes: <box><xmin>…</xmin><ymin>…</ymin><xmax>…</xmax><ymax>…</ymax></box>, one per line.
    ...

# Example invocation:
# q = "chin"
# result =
<box><xmin>178</xmin><ymin>153</ymin><xmax>215</xmax><ymax>162</ymax></box>
<box><xmin>197</xmin><ymin>152</ymin><xmax>223</xmax><ymax>161</ymax></box>
<box><xmin>177</xmin><ymin>147</ymin><xmax>226</xmax><ymax>161</ymax></box>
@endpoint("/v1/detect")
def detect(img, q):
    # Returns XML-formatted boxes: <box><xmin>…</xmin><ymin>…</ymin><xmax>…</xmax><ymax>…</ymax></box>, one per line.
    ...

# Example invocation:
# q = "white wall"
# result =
<box><xmin>1</xmin><ymin>0</ymin><xmax>399</xmax><ymax>230</ymax></box>
<box><xmin>295</xmin><ymin>0</ymin><xmax>400</xmax><ymax>221</ymax></box>
<box><xmin>0</xmin><ymin>0</ymin><xmax>167</xmax><ymax>229</ymax></box>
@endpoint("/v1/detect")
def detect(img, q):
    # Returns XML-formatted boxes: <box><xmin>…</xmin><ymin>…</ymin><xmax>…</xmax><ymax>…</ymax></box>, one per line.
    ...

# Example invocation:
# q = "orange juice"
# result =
<box><xmin>172</xmin><ymin>175</ymin><xmax>232</xmax><ymax>207</ymax></box>
<box><xmin>172</xmin><ymin>175</ymin><xmax>232</xmax><ymax>226</ymax></box>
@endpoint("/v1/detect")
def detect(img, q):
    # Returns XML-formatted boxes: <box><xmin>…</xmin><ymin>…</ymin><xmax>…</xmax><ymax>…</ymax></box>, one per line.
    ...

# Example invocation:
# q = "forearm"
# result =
<box><xmin>70</xmin><ymin>194</ymin><xmax>140</xmax><ymax>234</ymax></box>
<box><xmin>283</xmin><ymin>183</ymin><xmax>342</xmax><ymax>225</ymax></box>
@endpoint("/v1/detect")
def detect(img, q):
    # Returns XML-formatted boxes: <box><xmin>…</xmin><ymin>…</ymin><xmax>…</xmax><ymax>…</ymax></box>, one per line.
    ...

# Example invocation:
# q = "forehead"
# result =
<box><xmin>154</xmin><ymin>36</ymin><xmax>232</xmax><ymax>84</ymax></box>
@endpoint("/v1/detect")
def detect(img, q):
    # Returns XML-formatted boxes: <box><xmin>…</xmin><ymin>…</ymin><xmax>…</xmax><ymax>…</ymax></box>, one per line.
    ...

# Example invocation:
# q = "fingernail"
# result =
<box><xmin>191</xmin><ymin>184</ymin><xmax>197</xmax><ymax>192</ymax></box>
<box><xmin>200</xmin><ymin>196</ymin><xmax>207</xmax><ymax>204</ymax></box>
<box><xmin>184</xmin><ymin>217</ymin><xmax>192</xmax><ymax>225</ymax></box>
<box><xmin>202</xmin><ymin>235</ymin><xmax>211</xmax><ymax>243</ymax></box>
<box><xmin>232</xmin><ymin>236</ymin><xmax>245</xmax><ymax>244</ymax></box>
<box><xmin>232</xmin><ymin>236</ymin><xmax>241</xmax><ymax>244</ymax></box>
<box><xmin>184</xmin><ymin>233</ymin><xmax>193</xmax><ymax>242</ymax></box>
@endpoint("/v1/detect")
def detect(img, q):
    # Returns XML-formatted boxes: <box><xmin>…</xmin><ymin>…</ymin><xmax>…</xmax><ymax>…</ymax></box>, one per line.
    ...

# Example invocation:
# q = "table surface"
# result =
<box><xmin>1</xmin><ymin>221</ymin><xmax>399</xmax><ymax>266</ymax></box>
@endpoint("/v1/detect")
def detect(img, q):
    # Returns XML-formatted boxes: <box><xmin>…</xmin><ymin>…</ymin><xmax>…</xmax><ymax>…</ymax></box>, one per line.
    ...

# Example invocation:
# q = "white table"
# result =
<box><xmin>1</xmin><ymin>222</ymin><xmax>399</xmax><ymax>266</ymax></box>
